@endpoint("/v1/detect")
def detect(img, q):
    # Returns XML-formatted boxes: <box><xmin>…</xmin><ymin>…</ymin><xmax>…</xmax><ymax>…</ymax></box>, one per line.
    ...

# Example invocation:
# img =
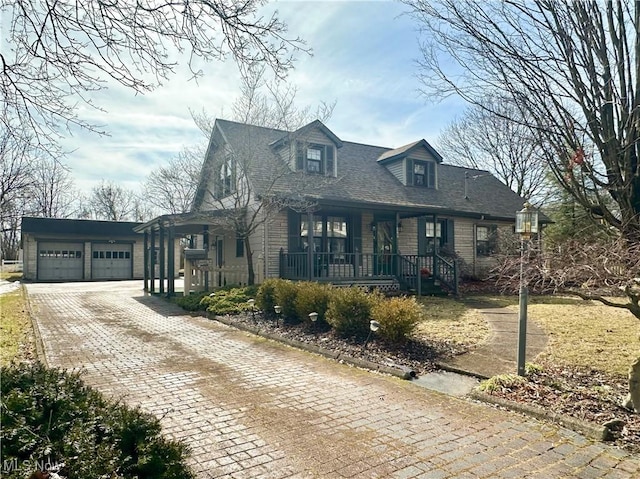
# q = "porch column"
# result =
<box><xmin>203</xmin><ymin>225</ymin><xmax>210</xmax><ymax>291</ymax></box>
<box><xmin>307</xmin><ymin>211</ymin><xmax>314</xmax><ymax>280</ymax></box>
<box><xmin>167</xmin><ymin>225</ymin><xmax>175</xmax><ymax>297</ymax></box>
<box><xmin>159</xmin><ymin>224</ymin><xmax>165</xmax><ymax>295</ymax></box>
<box><xmin>143</xmin><ymin>231</ymin><xmax>149</xmax><ymax>292</ymax></box>
<box><xmin>150</xmin><ymin>228</ymin><xmax>156</xmax><ymax>293</ymax></box>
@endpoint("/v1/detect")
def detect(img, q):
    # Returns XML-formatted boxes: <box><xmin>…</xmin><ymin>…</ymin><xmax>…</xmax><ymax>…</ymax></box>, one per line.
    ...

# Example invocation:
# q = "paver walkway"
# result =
<box><xmin>27</xmin><ymin>282</ymin><xmax>639</xmax><ymax>478</ymax></box>
<box><xmin>441</xmin><ymin>300</ymin><xmax>548</xmax><ymax>378</ymax></box>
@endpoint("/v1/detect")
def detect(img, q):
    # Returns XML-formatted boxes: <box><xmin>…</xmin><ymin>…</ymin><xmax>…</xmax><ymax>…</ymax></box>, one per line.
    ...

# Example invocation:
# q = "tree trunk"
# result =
<box><xmin>245</xmin><ymin>237</ymin><xmax>255</xmax><ymax>286</ymax></box>
<box><xmin>623</xmin><ymin>357</ymin><xmax>640</xmax><ymax>413</ymax></box>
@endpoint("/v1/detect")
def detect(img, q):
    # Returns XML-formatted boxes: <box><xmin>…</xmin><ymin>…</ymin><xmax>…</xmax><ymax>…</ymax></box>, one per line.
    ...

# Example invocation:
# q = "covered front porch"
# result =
<box><xmin>278</xmin><ymin>206</ymin><xmax>458</xmax><ymax>295</ymax></box>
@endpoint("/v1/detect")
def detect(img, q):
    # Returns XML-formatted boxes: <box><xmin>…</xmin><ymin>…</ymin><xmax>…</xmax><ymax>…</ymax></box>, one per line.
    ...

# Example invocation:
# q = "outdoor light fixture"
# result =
<box><xmin>308</xmin><ymin>312</ymin><xmax>318</xmax><ymax>322</ymax></box>
<box><xmin>274</xmin><ymin>305</ymin><xmax>282</xmax><ymax>327</ymax></box>
<box><xmin>363</xmin><ymin>320</ymin><xmax>381</xmax><ymax>349</ymax></box>
<box><xmin>515</xmin><ymin>202</ymin><xmax>539</xmax><ymax>376</ymax></box>
<box><xmin>248</xmin><ymin>299</ymin><xmax>256</xmax><ymax>322</ymax></box>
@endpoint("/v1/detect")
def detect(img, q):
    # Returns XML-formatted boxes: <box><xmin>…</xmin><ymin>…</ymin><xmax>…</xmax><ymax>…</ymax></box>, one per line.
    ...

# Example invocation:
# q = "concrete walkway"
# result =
<box><xmin>27</xmin><ymin>282</ymin><xmax>639</xmax><ymax>478</ymax></box>
<box><xmin>441</xmin><ymin>300</ymin><xmax>548</xmax><ymax>378</ymax></box>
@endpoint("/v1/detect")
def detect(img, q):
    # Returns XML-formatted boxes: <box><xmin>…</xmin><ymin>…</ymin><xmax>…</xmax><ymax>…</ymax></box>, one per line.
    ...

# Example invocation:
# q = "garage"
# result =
<box><xmin>38</xmin><ymin>242</ymin><xmax>84</xmax><ymax>281</ymax></box>
<box><xmin>91</xmin><ymin>243</ymin><xmax>133</xmax><ymax>280</ymax></box>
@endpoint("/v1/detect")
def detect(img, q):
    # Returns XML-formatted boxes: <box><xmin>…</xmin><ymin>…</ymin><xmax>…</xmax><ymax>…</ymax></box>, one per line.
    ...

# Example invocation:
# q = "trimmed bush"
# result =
<box><xmin>273</xmin><ymin>279</ymin><xmax>299</xmax><ymax>323</ymax></box>
<box><xmin>0</xmin><ymin>362</ymin><xmax>193</xmax><ymax>479</ymax></box>
<box><xmin>326</xmin><ymin>287</ymin><xmax>377</xmax><ymax>338</ymax></box>
<box><xmin>371</xmin><ymin>296</ymin><xmax>423</xmax><ymax>344</ymax></box>
<box><xmin>174</xmin><ymin>292</ymin><xmax>209</xmax><ymax>311</ymax></box>
<box><xmin>255</xmin><ymin>278</ymin><xmax>282</xmax><ymax>315</ymax></box>
<box><xmin>294</xmin><ymin>282</ymin><xmax>332</xmax><ymax>324</ymax></box>
<box><xmin>200</xmin><ymin>287</ymin><xmax>253</xmax><ymax>316</ymax></box>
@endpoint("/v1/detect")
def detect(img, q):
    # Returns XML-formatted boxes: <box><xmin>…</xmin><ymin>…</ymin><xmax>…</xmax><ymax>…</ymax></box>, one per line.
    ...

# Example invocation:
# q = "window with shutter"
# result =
<box><xmin>296</xmin><ymin>143</ymin><xmax>336</xmax><ymax>176</ymax></box>
<box><xmin>410</xmin><ymin>159</ymin><xmax>436</xmax><ymax>188</ymax></box>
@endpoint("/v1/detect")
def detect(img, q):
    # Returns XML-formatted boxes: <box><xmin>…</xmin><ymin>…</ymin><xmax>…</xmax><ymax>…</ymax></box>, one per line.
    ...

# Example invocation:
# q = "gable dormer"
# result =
<box><xmin>270</xmin><ymin>120</ymin><xmax>343</xmax><ymax>177</ymax></box>
<box><xmin>377</xmin><ymin>139</ymin><xmax>443</xmax><ymax>188</ymax></box>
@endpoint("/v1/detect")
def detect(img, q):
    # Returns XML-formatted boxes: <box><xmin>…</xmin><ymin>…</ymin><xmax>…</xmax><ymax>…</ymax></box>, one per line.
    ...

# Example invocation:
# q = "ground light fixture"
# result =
<box><xmin>515</xmin><ymin>202</ymin><xmax>539</xmax><ymax>376</ymax></box>
<box><xmin>248</xmin><ymin>299</ymin><xmax>256</xmax><ymax>321</ymax></box>
<box><xmin>274</xmin><ymin>305</ymin><xmax>282</xmax><ymax>327</ymax></box>
<box><xmin>363</xmin><ymin>320</ymin><xmax>380</xmax><ymax>349</ymax></box>
<box><xmin>309</xmin><ymin>312</ymin><xmax>319</xmax><ymax>332</ymax></box>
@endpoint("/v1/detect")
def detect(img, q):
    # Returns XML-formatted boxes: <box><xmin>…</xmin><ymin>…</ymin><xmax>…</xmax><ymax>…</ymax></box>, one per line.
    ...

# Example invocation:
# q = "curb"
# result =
<box><xmin>469</xmin><ymin>390</ymin><xmax>613</xmax><ymax>442</ymax></box>
<box><xmin>22</xmin><ymin>284</ymin><xmax>48</xmax><ymax>367</ymax></box>
<box><xmin>209</xmin><ymin>313</ymin><xmax>416</xmax><ymax>380</ymax></box>
<box><xmin>436</xmin><ymin>362</ymin><xmax>490</xmax><ymax>380</ymax></box>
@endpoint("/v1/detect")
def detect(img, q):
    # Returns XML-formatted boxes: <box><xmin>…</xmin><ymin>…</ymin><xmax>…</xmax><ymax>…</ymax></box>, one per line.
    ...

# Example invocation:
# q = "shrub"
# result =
<box><xmin>326</xmin><ymin>287</ymin><xmax>377</xmax><ymax>338</ymax></box>
<box><xmin>478</xmin><ymin>374</ymin><xmax>527</xmax><ymax>393</ymax></box>
<box><xmin>0</xmin><ymin>362</ymin><xmax>193</xmax><ymax>479</ymax></box>
<box><xmin>200</xmin><ymin>287</ymin><xmax>253</xmax><ymax>316</ymax></box>
<box><xmin>371</xmin><ymin>296</ymin><xmax>423</xmax><ymax>344</ymax></box>
<box><xmin>256</xmin><ymin>278</ymin><xmax>283</xmax><ymax>315</ymax></box>
<box><xmin>174</xmin><ymin>292</ymin><xmax>209</xmax><ymax>311</ymax></box>
<box><xmin>294</xmin><ymin>282</ymin><xmax>332</xmax><ymax>324</ymax></box>
<box><xmin>273</xmin><ymin>279</ymin><xmax>299</xmax><ymax>323</ymax></box>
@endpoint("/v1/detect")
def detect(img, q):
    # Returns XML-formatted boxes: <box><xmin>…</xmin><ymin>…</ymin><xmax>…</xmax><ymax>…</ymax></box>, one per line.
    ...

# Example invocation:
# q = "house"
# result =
<box><xmin>135</xmin><ymin>119</ymin><xmax>538</xmax><ymax>295</ymax></box>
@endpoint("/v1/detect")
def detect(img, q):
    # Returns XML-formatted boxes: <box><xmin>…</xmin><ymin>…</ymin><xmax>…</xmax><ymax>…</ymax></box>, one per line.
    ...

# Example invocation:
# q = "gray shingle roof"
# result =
<box><xmin>21</xmin><ymin>217</ymin><xmax>142</xmax><ymax>236</ymax></box>
<box><xmin>195</xmin><ymin>119</ymin><xmax>532</xmax><ymax>221</ymax></box>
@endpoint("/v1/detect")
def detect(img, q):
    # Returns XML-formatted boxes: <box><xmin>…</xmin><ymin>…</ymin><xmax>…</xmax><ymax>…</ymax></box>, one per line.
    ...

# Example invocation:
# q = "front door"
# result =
<box><xmin>373</xmin><ymin>220</ymin><xmax>395</xmax><ymax>275</ymax></box>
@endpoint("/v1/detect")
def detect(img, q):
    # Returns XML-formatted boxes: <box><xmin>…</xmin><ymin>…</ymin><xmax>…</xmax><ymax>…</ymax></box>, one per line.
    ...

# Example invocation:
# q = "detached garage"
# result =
<box><xmin>21</xmin><ymin>217</ymin><xmax>144</xmax><ymax>282</ymax></box>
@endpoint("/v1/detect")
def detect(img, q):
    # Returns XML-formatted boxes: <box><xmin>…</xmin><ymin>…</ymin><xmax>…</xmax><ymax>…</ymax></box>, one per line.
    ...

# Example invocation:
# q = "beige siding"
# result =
<box><xmin>23</xmin><ymin>236</ymin><xmax>37</xmax><ymax>280</ymax></box>
<box><xmin>386</xmin><ymin>159</ymin><xmax>405</xmax><ymax>184</ymax></box>
<box><xmin>266</xmin><ymin>210</ymin><xmax>288</xmax><ymax>279</ymax></box>
<box><xmin>398</xmin><ymin>217</ymin><xmax>418</xmax><ymax>254</ymax></box>
<box><xmin>453</xmin><ymin>217</ymin><xmax>476</xmax><ymax>265</ymax></box>
<box><xmin>361</xmin><ymin>212</ymin><xmax>374</xmax><ymax>254</ymax></box>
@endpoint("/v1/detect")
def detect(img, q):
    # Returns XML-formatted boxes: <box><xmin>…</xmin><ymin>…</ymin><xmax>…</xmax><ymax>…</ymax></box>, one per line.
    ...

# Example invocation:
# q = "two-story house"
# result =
<box><xmin>135</xmin><ymin>119</ymin><xmax>535</xmax><ymax>295</ymax></box>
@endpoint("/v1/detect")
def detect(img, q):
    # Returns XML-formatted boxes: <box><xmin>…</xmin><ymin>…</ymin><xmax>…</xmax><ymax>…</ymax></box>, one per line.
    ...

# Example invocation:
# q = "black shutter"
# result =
<box><xmin>406</xmin><ymin>158</ymin><xmax>413</xmax><ymax>186</ymax></box>
<box><xmin>325</xmin><ymin>146</ymin><xmax>335</xmax><ymax>177</ymax></box>
<box><xmin>417</xmin><ymin>216</ymin><xmax>427</xmax><ymax>255</ymax></box>
<box><xmin>287</xmin><ymin>210</ymin><xmax>301</xmax><ymax>252</ymax></box>
<box><xmin>444</xmin><ymin>219</ymin><xmax>455</xmax><ymax>252</ymax></box>
<box><xmin>296</xmin><ymin>142</ymin><xmax>304</xmax><ymax>170</ymax></box>
<box><xmin>349</xmin><ymin>213</ymin><xmax>362</xmax><ymax>254</ymax></box>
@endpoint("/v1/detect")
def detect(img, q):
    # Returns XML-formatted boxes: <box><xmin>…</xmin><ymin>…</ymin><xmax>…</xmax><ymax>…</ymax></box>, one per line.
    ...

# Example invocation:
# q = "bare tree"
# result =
<box><xmin>27</xmin><ymin>157</ymin><xmax>77</xmax><ymax>218</ymax></box>
<box><xmin>88</xmin><ymin>180</ymin><xmax>139</xmax><ymax>221</ymax></box>
<box><xmin>403</xmin><ymin>0</ymin><xmax>640</xmax><ymax>242</ymax></box>
<box><xmin>438</xmin><ymin>102</ymin><xmax>549</xmax><ymax>202</ymax></box>
<box><xmin>1</xmin><ymin>0</ymin><xmax>306</xmax><ymax>154</ymax></box>
<box><xmin>144</xmin><ymin>148</ymin><xmax>204</xmax><ymax>215</ymax></box>
<box><xmin>492</xmin><ymin>236</ymin><xmax>640</xmax><ymax>412</ymax></box>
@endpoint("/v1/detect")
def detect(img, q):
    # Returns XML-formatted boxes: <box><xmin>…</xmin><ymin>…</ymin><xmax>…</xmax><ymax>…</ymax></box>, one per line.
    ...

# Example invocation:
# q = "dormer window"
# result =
<box><xmin>296</xmin><ymin>142</ymin><xmax>335</xmax><ymax>176</ymax></box>
<box><xmin>410</xmin><ymin>160</ymin><xmax>435</xmax><ymax>188</ymax></box>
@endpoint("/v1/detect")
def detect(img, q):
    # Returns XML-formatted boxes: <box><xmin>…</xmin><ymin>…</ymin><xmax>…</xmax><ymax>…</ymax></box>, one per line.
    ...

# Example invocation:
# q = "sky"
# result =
<box><xmin>58</xmin><ymin>1</ymin><xmax>468</xmax><ymax>194</ymax></box>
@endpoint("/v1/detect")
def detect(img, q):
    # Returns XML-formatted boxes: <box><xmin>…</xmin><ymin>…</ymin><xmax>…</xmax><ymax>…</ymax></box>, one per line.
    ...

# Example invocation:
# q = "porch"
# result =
<box><xmin>279</xmin><ymin>249</ymin><xmax>458</xmax><ymax>295</ymax></box>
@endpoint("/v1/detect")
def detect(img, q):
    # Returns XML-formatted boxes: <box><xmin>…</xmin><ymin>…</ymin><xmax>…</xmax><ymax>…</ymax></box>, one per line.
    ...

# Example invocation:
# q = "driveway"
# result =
<box><xmin>27</xmin><ymin>282</ymin><xmax>639</xmax><ymax>478</ymax></box>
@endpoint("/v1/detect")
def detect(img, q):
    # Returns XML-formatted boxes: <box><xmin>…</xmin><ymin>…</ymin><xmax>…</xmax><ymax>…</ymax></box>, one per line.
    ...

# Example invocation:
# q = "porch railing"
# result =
<box><xmin>279</xmin><ymin>249</ymin><xmax>458</xmax><ymax>294</ymax></box>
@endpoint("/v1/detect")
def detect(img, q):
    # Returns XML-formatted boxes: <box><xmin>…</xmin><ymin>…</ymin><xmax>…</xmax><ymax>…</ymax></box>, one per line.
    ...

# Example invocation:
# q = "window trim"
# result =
<box><xmin>298</xmin><ymin>143</ymin><xmax>335</xmax><ymax>176</ymax></box>
<box><xmin>476</xmin><ymin>224</ymin><xmax>498</xmax><ymax>257</ymax></box>
<box><xmin>410</xmin><ymin>159</ymin><xmax>436</xmax><ymax>188</ymax></box>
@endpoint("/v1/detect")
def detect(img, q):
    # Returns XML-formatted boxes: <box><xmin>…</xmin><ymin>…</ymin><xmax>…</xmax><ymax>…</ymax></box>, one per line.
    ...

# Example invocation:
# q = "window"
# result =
<box><xmin>300</xmin><ymin>215</ymin><xmax>347</xmax><ymax>262</ymax></box>
<box><xmin>425</xmin><ymin>221</ymin><xmax>443</xmax><ymax>252</ymax></box>
<box><xmin>77</xmin><ymin>251</ymin><xmax>82</xmax><ymax>259</ymax></box>
<box><xmin>215</xmin><ymin>157</ymin><xmax>236</xmax><ymax>197</ymax></box>
<box><xmin>124</xmin><ymin>251</ymin><xmax>130</xmax><ymax>259</ymax></box>
<box><xmin>236</xmin><ymin>237</ymin><xmax>245</xmax><ymax>257</ymax></box>
<box><xmin>93</xmin><ymin>251</ymin><xmax>99</xmax><ymax>259</ymax></box>
<box><xmin>411</xmin><ymin>160</ymin><xmax>435</xmax><ymax>188</ymax></box>
<box><xmin>297</xmin><ymin>143</ymin><xmax>335</xmax><ymax>176</ymax></box>
<box><xmin>476</xmin><ymin>225</ymin><xmax>498</xmax><ymax>257</ymax></box>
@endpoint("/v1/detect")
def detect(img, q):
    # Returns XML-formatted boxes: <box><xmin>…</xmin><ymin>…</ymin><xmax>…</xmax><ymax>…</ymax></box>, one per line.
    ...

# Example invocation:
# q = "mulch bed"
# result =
<box><xmin>216</xmin><ymin>311</ymin><xmax>640</xmax><ymax>454</ymax></box>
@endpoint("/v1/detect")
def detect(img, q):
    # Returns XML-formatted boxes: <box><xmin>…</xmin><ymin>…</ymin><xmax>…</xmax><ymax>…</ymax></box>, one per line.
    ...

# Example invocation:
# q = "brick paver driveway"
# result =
<box><xmin>27</xmin><ymin>282</ymin><xmax>639</xmax><ymax>478</ymax></box>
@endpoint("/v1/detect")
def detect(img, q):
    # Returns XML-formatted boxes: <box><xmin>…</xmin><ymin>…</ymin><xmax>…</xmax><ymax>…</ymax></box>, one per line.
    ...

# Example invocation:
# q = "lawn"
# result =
<box><xmin>415</xmin><ymin>296</ymin><xmax>490</xmax><ymax>349</ymax></box>
<box><xmin>0</xmin><ymin>286</ymin><xmax>32</xmax><ymax>366</ymax></box>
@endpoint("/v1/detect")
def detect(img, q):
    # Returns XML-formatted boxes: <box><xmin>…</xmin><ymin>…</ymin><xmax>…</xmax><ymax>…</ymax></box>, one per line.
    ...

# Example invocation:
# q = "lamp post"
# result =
<box><xmin>515</xmin><ymin>202</ymin><xmax>539</xmax><ymax>376</ymax></box>
<box><xmin>248</xmin><ymin>299</ymin><xmax>256</xmax><ymax>322</ymax></box>
<box><xmin>363</xmin><ymin>320</ymin><xmax>380</xmax><ymax>349</ymax></box>
<box><xmin>274</xmin><ymin>305</ymin><xmax>282</xmax><ymax>327</ymax></box>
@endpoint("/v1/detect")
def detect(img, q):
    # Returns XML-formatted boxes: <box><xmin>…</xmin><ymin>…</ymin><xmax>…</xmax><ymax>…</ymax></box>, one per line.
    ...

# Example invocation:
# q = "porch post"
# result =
<box><xmin>203</xmin><ymin>225</ymin><xmax>209</xmax><ymax>291</ymax></box>
<box><xmin>307</xmin><ymin>211</ymin><xmax>314</xmax><ymax>280</ymax></box>
<box><xmin>150</xmin><ymin>228</ymin><xmax>156</xmax><ymax>293</ymax></box>
<box><xmin>159</xmin><ymin>224</ymin><xmax>165</xmax><ymax>295</ymax></box>
<box><xmin>167</xmin><ymin>225</ymin><xmax>175</xmax><ymax>297</ymax></box>
<box><xmin>143</xmin><ymin>230</ymin><xmax>149</xmax><ymax>292</ymax></box>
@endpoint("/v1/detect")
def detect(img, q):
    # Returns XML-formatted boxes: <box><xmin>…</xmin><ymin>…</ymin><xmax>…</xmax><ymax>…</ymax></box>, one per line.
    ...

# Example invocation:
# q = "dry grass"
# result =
<box><xmin>415</xmin><ymin>296</ymin><xmax>490</xmax><ymax>348</ymax></box>
<box><xmin>0</xmin><ymin>286</ymin><xmax>32</xmax><ymax>366</ymax></box>
<box><xmin>504</xmin><ymin>296</ymin><xmax>639</xmax><ymax>378</ymax></box>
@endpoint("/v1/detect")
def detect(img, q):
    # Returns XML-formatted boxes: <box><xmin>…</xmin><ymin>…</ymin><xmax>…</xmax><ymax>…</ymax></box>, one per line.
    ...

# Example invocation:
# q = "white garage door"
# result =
<box><xmin>38</xmin><ymin>242</ymin><xmax>84</xmax><ymax>281</ymax></box>
<box><xmin>91</xmin><ymin>243</ymin><xmax>132</xmax><ymax>280</ymax></box>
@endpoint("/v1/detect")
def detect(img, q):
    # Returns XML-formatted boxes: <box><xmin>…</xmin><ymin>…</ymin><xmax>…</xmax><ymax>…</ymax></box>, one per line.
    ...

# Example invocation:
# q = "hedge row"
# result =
<box><xmin>256</xmin><ymin>279</ymin><xmax>424</xmax><ymax>343</ymax></box>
